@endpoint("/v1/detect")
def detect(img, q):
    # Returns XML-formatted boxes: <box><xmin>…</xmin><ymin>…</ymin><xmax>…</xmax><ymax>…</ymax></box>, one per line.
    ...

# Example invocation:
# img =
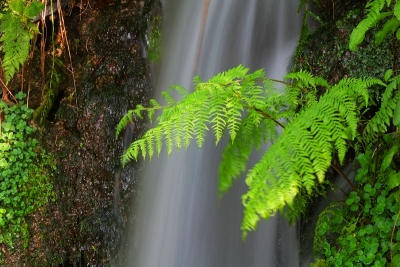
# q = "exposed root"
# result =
<box><xmin>41</xmin><ymin>0</ymin><xmax>48</xmax><ymax>87</ymax></box>
<box><xmin>57</xmin><ymin>0</ymin><xmax>77</xmax><ymax>105</ymax></box>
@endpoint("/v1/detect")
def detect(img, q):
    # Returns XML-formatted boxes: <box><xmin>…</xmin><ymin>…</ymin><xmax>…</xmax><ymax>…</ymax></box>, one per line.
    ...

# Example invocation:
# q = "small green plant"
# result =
<box><xmin>349</xmin><ymin>0</ymin><xmax>400</xmax><ymax>51</ymax></box>
<box><xmin>313</xmin><ymin>134</ymin><xmax>400</xmax><ymax>266</ymax></box>
<box><xmin>0</xmin><ymin>92</ymin><xmax>55</xmax><ymax>248</ymax></box>
<box><xmin>0</xmin><ymin>0</ymin><xmax>44</xmax><ymax>82</ymax></box>
<box><xmin>363</xmin><ymin>70</ymin><xmax>400</xmax><ymax>143</ymax></box>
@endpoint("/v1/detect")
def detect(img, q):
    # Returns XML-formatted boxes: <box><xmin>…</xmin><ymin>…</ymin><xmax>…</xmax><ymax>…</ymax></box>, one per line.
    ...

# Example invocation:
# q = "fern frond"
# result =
<box><xmin>349</xmin><ymin>0</ymin><xmax>396</xmax><ymax>51</ymax></box>
<box><xmin>284</xmin><ymin>70</ymin><xmax>329</xmax><ymax>111</ymax></box>
<box><xmin>148</xmin><ymin>99</ymin><xmax>160</xmax><ymax>122</ymax></box>
<box><xmin>395</xmin><ymin>1</ymin><xmax>400</xmax><ymax>20</ymax></box>
<box><xmin>225</xmin><ymin>96</ymin><xmax>243</xmax><ymax>141</ymax></box>
<box><xmin>285</xmin><ymin>69</ymin><xmax>328</xmax><ymax>89</ymax></box>
<box><xmin>119</xmin><ymin>65</ymin><xmax>278</xmax><ymax>164</ymax></box>
<box><xmin>240</xmin><ymin>77</ymin><xmax>380</xmax><ymax>238</ymax></box>
<box><xmin>375</xmin><ymin>17</ymin><xmax>400</xmax><ymax>45</ymax></box>
<box><xmin>364</xmin><ymin>76</ymin><xmax>399</xmax><ymax>142</ymax></box>
<box><xmin>209</xmin><ymin>86</ymin><xmax>227</xmax><ymax>144</ymax></box>
<box><xmin>0</xmin><ymin>0</ymin><xmax>44</xmax><ymax>82</ymax></box>
<box><xmin>116</xmin><ymin>110</ymin><xmax>134</xmax><ymax>138</ymax></box>
<box><xmin>218</xmin><ymin>111</ymin><xmax>275</xmax><ymax>195</ymax></box>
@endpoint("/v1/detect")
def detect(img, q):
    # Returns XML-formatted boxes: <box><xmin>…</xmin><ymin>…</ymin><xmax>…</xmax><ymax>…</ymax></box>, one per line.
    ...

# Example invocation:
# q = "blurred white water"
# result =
<box><xmin>124</xmin><ymin>0</ymin><xmax>302</xmax><ymax>266</ymax></box>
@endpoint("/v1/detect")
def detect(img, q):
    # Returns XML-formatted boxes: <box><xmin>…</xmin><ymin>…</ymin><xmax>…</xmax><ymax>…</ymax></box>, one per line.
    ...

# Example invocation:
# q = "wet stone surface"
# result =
<box><xmin>3</xmin><ymin>0</ymin><xmax>159</xmax><ymax>265</ymax></box>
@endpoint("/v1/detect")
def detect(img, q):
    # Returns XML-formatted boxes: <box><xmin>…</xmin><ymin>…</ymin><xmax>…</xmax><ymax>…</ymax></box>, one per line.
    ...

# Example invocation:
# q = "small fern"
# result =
<box><xmin>363</xmin><ymin>72</ymin><xmax>400</xmax><ymax>142</ymax></box>
<box><xmin>285</xmin><ymin>69</ymin><xmax>329</xmax><ymax>110</ymax></box>
<box><xmin>349</xmin><ymin>0</ymin><xmax>400</xmax><ymax>51</ymax></box>
<box><xmin>0</xmin><ymin>0</ymin><xmax>44</xmax><ymax>82</ymax></box>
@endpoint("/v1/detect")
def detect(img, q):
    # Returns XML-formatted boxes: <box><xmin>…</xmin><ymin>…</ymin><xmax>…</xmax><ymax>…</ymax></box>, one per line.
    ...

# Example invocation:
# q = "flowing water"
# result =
<box><xmin>123</xmin><ymin>0</ymin><xmax>302</xmax><ymax>266</ymax></box>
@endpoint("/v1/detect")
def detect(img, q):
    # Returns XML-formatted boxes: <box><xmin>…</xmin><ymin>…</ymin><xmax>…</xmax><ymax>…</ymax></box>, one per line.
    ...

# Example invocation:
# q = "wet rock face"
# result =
<box><xmin>22</xmin><ymin>0</ymin><xmax>159</xmax><ymax>265</ymax></box>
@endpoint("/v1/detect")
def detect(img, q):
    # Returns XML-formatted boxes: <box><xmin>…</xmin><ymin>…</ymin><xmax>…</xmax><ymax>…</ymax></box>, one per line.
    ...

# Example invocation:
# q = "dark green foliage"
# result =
<box><xmin>0</xmin><ymin>93</ymin><xmax>54</xmax><ymax>249</ymax></box>
<box><xmin>299</xmin><ymin>0</ymin><xmax>363</xmax><ymax>23</ymax></box>
<box><xmin>349</xmin><ymin>0</ymin><xmax>400</xmax><ymax>51</ymax></box>
<box><xmin>343</xmin><ymin>32</ymin><xmax>393</xmax><ymax>79</ymax></box>
<box><xmin>117</xmin><ymin>65</ymin><xmax>382</xmax><ymax>237</ymax></box>
<box><xmin>0</xmin><ymin>0</ymin><xmax>44</xmax><ymax>82</ymax></box>
<box><xmin>294</xmin><ymin>8</ymin><xmax>393</xmax><ymax>81</ymax></box>
<box><xmin>313</xmin><ymin>135</ymin><xmax>400</xmax><ymax>266</ymax></box>
<box><xmin>364</xmin><ymin>72</ymin><xmax>400</xmax><ymax>143</ymax></box>
<box><xmin>295</xmin><ymin>1</ymin><xmax>400</xmax><ymax>265</ymax></box>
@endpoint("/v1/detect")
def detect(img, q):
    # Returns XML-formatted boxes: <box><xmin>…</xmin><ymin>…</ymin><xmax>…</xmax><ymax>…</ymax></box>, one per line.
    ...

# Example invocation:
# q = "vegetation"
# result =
<box><xmin>0</xmin><ymin>93</ymin><xmax>54</xmax><ymax>250</ymax></box>
<box><xmin>0</xmin><ymin>0</ymin><xmax>56</xmax><ymax>254</ymax></box>
<box><xmin>147</xmin><ymin>15</ymin><xmax>161</xmax><ymax>62</ymax></box>
<box><xmin>0</xmin><ymin>0</ymin><xmax>160</xmax><ymax>265</ymax></box>
<box><xmin>313</xmin><ymin>136</ymin><xmax>400</xmax><ymax>266</ymax></box>
<box><xmin>117</xmin><ymin>1</ymin><xmax>400</xmax><ymax>265</ymax></box>
<box><xmin>117</xmin><ymin>64</ymin><xmax>384</xmax><ymax>238</ymax></box>
<box><xmin>0</xmin><ymin>0</ymin><xmax>43</xmax><ymax>81</ymax></box>
<box><xmin>310</xmin><ymin>0</ymin><xmax>400</xmax><ymax>265</ymax></box>
<box><xmin>0</xmin><ymin>0</ymin><xmax>43</xmax><ymax>102</ymax></box>
<box><xmin>4</xmin><ymin>0</ymin><xmax>400</xmax><ymax>265</ymax></box>
<box><xmin>349</xmin><ymin>0</ymin><xmax>400</xmax><ymax>51</ymax></box>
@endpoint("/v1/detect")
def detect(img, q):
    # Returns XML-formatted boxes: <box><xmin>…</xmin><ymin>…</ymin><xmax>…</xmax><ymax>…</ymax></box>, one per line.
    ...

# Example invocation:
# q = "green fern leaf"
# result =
<box><xmin>364</xmin><ymin>76</ymin><xmax>398</xmax><ymax>141</ymax></box>
<box><xmin>9</xmin><ymin>0</ymin><xmax>25</xmax><ymax>15</ymax></box>
<box><xmin>0</xmin><ymin>0</ymin><xmax>43</xmax><ymax>82</ymax></box>
<box><xmin>24</xmin><ymin>1</ymin><xmax>45</xmax><ymax>19</ymax></box>
<box><xmin>241</xmin><ymin>77</ymin><xmax>380</xmax><ymax>238</ymax></box>
<box><xmin>218</xmin><ymin>111</ymin><xmax>274</xmax><ymax>195</ymax></box>
<box><xmin>375</xmin><ymin>17</ymin><xmax>400</xmax><ymax>45</ymax></box>
<box><xmin>115</xmin><ymin>110</ymin><xmax>134</xmax><ymax>138</ymax></box>
<box><xmin>395</xmin><ymin>0</ymin><xmax>400</xmax><ymax>20</ymax></box>
<box><xmin>349</xmin><ymin>0</ymin><xmax>391</xmax><ymax>51</ymax></box>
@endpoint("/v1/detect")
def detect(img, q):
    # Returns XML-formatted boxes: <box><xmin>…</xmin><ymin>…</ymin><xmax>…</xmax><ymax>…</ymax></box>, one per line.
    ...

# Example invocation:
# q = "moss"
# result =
<box><xmin>148</xmin><ymin>15</ymin><xmax>162</xmax><ymax>62</ymax></box>
<box><xmin>293</xmin><ymin>8</ymin><xmax>393</xmax><ymax>82</ymax></box>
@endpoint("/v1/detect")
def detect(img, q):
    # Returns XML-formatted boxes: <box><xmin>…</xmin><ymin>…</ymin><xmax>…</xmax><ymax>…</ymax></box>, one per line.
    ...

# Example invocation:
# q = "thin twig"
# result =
<box><xmin>391</xmin><ymin>207</ymin><xmax>400</xmax><ymax>264</ymax></box>
<box><xmin>269</xmin><ymin>78</ymin><xmax>292</xmax><ymax>86</ymax></box>
<box><xmin>331</xmin><ymin>162</ymin><xmax>357</xmax><ymax>191</ymax></box>
<box><xmin>57</xmin><ymin>0</ymin><xmax>77</xmax><ymax>105</ymax></box>
<box><xmin>231</xmin><ymin>88</ymin><xmax>286</xmax><ymax>129</ymax></box>
<box><xmin>0</xmin><ymin>67</ymin><xmax>17</xmax><ymax>104</ymax></box>
<box><xmin>40</xmin><ymin>0</ymin><xmax>47</xmax><ymax>88</ymax></box>
<box><xmin>0</xmin><ymin>80</ymin><xmax>17</xmax><ymax>104</ymax></box>
<box><xmin>254</xmin><ymin>107</ymin><xmax>286</xmax><ymax>128</ymax></box>
<box><xmin>21</xmin><ymin>66</ymin><xmax>24</xmax><ymax>92</ymax></box>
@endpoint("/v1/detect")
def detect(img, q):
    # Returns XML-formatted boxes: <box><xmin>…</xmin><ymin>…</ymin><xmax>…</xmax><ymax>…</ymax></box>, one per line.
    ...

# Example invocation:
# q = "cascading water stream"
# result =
<box><xmin>122</xmin><ymin>0</ymin><xmax>302</xmax><ymax>266</ymax></box>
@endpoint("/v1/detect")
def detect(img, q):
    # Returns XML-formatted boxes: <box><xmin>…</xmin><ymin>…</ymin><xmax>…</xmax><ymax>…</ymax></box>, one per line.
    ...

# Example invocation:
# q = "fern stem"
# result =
<box><xmin>231</xmin><ymin>88</ymin><xmax>286</xmax><ymax>129</ymax></box>
<box><xmin>269</xmin><ymin>78</ymin><xmax>292</xmax><ymax>86</ymax></box>
<box><xmin>253</xmin><ymin>107</ymin><xmax>286</xmax><ymax>128</ymax></box>
<box><xmin>331</xmin><ymin>162</ymin><xmax>357</xmax><ymax>191</ymax></box>
<box><xmin>0</xmin><ymin>71</ymin><xmax>16</xmax><ymax>104</ymax></box>
<box><xmin>390</xmin><ymin>206</ymin><xmax>400</xmax><ymax>264</ymax></box>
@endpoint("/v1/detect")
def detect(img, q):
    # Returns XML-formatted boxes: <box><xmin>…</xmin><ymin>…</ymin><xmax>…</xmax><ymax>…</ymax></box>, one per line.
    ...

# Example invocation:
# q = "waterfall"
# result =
<box><xmin>122</xmin><ymin>0</ymin><xmax>302</xmax><ymax>266</ymax></box>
